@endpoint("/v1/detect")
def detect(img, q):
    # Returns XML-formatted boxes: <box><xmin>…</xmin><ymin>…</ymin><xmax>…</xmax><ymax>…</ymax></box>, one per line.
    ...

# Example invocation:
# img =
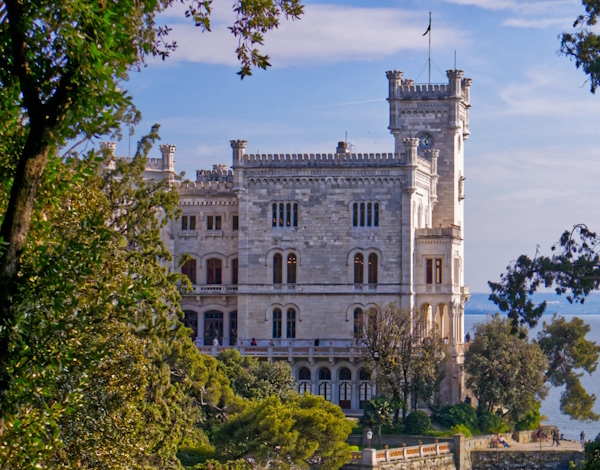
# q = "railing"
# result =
<box><xmin>185</xmin><ymin>285</ymin><xmax>238</xmax><ymax>295</ymax></box>
<box><xmin>196</xmin><ymin>343</ymin><xmax>365</xmax><ymax>359</ymax></box>
<box><xmin>349</xmin><ymin>441</ymin><xmax>452</xmax><ymax>466</ymax></box>
<box><xmin>415</xmin><ymin>225</ymin><xmax>462</xmax><ymax>239</ymax></box>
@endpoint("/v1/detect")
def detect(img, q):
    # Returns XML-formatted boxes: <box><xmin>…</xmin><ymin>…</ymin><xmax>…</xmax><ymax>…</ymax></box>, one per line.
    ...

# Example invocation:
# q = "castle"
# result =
<box><xmin>102</xmin><ymin>69</ymin><xmax>472</xmax><ymax>411</ymax></box>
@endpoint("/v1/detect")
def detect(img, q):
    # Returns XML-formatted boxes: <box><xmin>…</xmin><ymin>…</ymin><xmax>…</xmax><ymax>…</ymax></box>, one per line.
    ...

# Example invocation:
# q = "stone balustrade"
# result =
<box><xmin>350</xmin><ymin>441</ymin><xmax>453</xmax><ymax>466</ymax></box>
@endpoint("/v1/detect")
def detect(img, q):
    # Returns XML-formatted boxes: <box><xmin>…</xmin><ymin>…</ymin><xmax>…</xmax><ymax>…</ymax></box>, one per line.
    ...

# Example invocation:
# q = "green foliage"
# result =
<box><xmin>560</xmin><ymin>1</ymin><xmax>600</xmax><ymax>93</ymax></box>
<box><xmin>217</xmin><ymin>349</ymin><xmax>297</xmax><ymax>401</ymax></box>
<box><xmin>464</xmin><ymin>314</ymin><xmax>548</xmax><ymax>422</ymax></box>
<box><xmin>439</xmin><ymin>404</ymin><xmax>478</xmax><ymax>431</ymax></box>
<box><xmin>580</xmin><ymin>434</ymin><xmax>600</xmax><ymax>470</ymax></box>
<box><xmin>514</xmin><ymin>401</ymin><xmax>541</xmax><ymax>431</ymax></box>
<box><xmin>359</xmin><ymin>398</ymin><xmax>394</xmax><ymax>430</ymax></box>
<box><xmin>450</xmin><ymin>424</ymin><xmax>472</xmax><ymax>438</ymax></box>
<box><xmin>477</xmin><ymin>411</ymin><xmax>509</xmax><ymax>435</ymax></box>
<box><xmin>538</xmin><ymin>314</ymin><xmax>600</xmax><ymax>421</ymax></box>
<box><xmin>213</xmin><ymin>395</ymin><xmax>352</xmax><ymax>469</ymax></box>
<box><xmin>403</xmin><ymin>411</ymin><xmax>431</xmax><ymax>435</ymax></box>
<box><xmin>190</xmin><ymin>459</ymin><xmax>250</xmax><ymax>470</ymax></box>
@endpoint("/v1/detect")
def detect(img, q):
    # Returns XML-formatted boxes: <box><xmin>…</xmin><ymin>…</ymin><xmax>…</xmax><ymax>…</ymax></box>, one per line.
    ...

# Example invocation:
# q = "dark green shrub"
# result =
<box><xmin>478</xmin><ymin>411</ymin><xmax>509</xmax><ymax>434</ymax></box>
<box><xmin>514</xmin><ymin>402</ymin><xmax>541</xmax><ymax>431</ymax></box>
<box><xmin>404</xmin><ymin>411</ymin><xmax>431</xmax><ymax>434</ymax></box>
<box><xmin>439</xmin><ymin>403</ymin><xmax>477</xmax><ymax>430</ymax></box>
<box><xmin>450</xmin><ymin>424</ymin><xmax>472</xmax><ymax>438</ymax></box>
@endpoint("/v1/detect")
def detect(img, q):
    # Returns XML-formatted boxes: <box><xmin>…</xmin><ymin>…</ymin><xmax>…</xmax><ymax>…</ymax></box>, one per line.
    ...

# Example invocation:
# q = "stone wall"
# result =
<box><xmin>470</xmin><ymin>450</ymin><xmax>582</xmax><ymax>470</ymax></box>
<box><xmin>344</xmin><ymin>455</ymin><xmax>456</xmax><ymax>470</ymax></box>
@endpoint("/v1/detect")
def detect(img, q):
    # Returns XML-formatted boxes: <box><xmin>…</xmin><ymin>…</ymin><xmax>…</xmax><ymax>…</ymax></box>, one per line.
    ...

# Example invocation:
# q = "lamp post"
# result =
<box><xmin>367</xmin><ymin>428</ymin><xmax>373</xmax><ymax>449</ymax></box>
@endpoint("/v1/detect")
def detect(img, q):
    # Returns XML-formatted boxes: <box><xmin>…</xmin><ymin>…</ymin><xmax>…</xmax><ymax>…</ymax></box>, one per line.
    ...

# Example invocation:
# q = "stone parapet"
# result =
<box><xmin>240</xmin><ymin>152</ymin><xmax>402</xmax><ymax>167</ymax></box>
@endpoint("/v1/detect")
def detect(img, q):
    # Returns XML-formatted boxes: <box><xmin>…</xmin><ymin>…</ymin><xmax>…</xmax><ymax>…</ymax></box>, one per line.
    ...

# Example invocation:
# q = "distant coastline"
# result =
<box><xmin>464</xmin><ymin>292</ymin><xmax>600</xmax><ymax>316</ymax></box>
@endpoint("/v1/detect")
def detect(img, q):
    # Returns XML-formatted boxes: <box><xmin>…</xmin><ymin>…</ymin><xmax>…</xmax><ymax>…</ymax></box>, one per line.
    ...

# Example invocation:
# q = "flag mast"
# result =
<box><xmin>428</xmin><ymin>11</ymin><xmax>431</xmax><ymax>85</ymax></box>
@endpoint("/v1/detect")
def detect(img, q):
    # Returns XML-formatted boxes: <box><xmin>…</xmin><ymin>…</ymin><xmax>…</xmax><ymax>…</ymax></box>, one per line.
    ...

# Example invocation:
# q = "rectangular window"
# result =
<box><xmin>182</xmin><ymin>216</ymin><xmax>187</xmax><ymax>231</ymax></box>
<box><xmin>182</xmin><ymin>216</ymin><xmax>196</xmax><ymax>231</ymax></box>
<box><xmin>286</xmin><ymin>203</ymin><xmax>291</xmax><ymax>227</ymax></box>
<box><xmin>426</xmin><ymin>259</ymin><xmax>433</xmax><ymax>284</ymax></box>
<box><xmin>293</xmin><ymin>203</ymin><xmax>298</xmax><ymax>227</ymax></box>
<box><xmin>374</xmin><ymin>203</ymin><xmax>379</xmax><ymax>227</ymax></box>
<box><xmin>367</xmin><ymin>203</ymin><xmax>372</xmax><ymax>227</ymax></box>
<box><xmin>232</xmin><ymin>258</ymin><xmax>238</xmax><ymax>285</ymax></box>
<box><xmin>182</xmin><ymin>259</ymin><xmax>197</xmax><ymax>284</ymax></box>
<box><xmin>272</xmin><ymin>203</ymin><xmax>277</xmax><ymax>227</ymax></box>
<box><xmin>207</xmin><ymin>216</ymin><xmax>222</xmax><ymax>231</ymax></box>
<box><xmin>189</xmin><ymin>216</ymin><xmax>196</xmax><ymax>230</ymax></box>
<box><xmin>353</xmin><ymin>203</ymin><xmax>358</xmax><ymax>227</ymax></box>
<box><xmin>232</xmin><ymin>215</ymin><xmax>239</xmax><ymax>231</ymax></box>
<box><xmin>279</xmin><ymin>203</ymin><xmax>284</xmax><ymax>227</ymax></box>
<box><xmin>273</xmin><ymin>310</ymin><xmax>282</xmax><ymax>338</ymax></box>
<box><xmin>435</xmin><ymin>258</ymin><xmax>443</xmax><ymax>284</ymax></box>
<box><xmin>286</xmin><ymin>309</ymin><xmax>296</xmax><ymax>338</ymax></box>
<box><xmin>360</xmin><ymin>203</ymin><xmax>365</xmax><ymax>227</ymax></box>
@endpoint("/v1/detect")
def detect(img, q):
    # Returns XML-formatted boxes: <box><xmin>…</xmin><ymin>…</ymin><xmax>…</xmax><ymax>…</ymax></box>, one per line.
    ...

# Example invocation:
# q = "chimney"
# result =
<box><xmin>336</xmin><ymin>141</ymin><xmax>350</xmax><ymax>154</ymax></box>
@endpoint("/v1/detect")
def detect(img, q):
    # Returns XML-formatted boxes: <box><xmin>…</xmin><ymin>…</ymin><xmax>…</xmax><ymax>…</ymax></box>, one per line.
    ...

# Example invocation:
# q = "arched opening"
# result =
<box><xmin>298</xmin><ymin>367</ymin><xmax>311</xmax><ymax>381</ymax></box>
<box><xmin>368</xmin><ymin>253</ymin><xmax>378</xmax><ymax>284</ymax></box>
<box><xmin>272</xmin><ymin>308</ymin><xmax>282</xmax><ymax>338</ymax></box>
<box><xmin>338</xmin><ymin>367</ymin><xmax>352</xmax><ymax>381</ymax></box>
<box><xmin>273</xmin><ymin>254</ymin><xmax>283</xmax><ymax>284</ymax></box>
<box><xmin>339</xmin><ymin>382</ymin><xmax>352</xmax><ymax>409</ymax></box>
<box><xmin>204</xmin><ymin>311</ymin><xmax>223</xmax><ymax>346</ymax></box>
<box><xmin>318</xmin><ymin>368</ymin><xmax>331</xmax><ymax>381</ymax></box>
<box><xmin>286</xmin><ymin>309</ymin><xmax>296</xmax><ymax>338</ymax></box>
<box><xmin>436</xmin><ymin>304</ymin><xmax>450</xmax><ymax>342</ymax></box>
<box><xmin>182</xmin><ymin>310</ymin><xmax>198</xmax><ymax>341</ymax></box>
<box><xmin>318</xmin><ymin>367</ymin><xmax>332</xmax><ymax>401</ymax></box>
<box><xmin>287</xmin><ymin>254</ymin><xmax>297</xmax><ymax>284</ymax></box>
<box><xmin>353</xmin><ymin>308</ymin><xmax>363</xmax><ymax>338</ymax></box>
<box><xmin>206</xmin><ymin>258</ymin><xmax>222</xmax><ymax>285</ymax></box>
<box><xmin>354</xmin><ymin>253</ymin><xmax>364</xmax><ymax>284</ymax></box>
<box><xmin>181</xmin><ymin>259</ymin><xmax>197</xmax><ymax>284</ymax></box>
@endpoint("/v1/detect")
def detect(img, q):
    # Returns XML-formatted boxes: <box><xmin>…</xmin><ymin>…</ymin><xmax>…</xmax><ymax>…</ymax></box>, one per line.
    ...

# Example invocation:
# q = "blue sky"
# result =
<box><xmin>113</xmin><ymin>0</ymin><xmax>600</xmax><ymax>292</ymax></box>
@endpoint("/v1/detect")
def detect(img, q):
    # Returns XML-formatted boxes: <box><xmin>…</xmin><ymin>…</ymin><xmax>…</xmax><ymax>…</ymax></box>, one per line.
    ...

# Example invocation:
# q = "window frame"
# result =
<box><xmin>287</xmin><ymin>254</ymin><xmax>297</xmax><ymax>284</ymax></box>
<box><xmin>273</xmin><ymin>253</ymin><xmax>283</xmax><ymax>284</ymax></box>
<box><xmin>286</xmin><ymin>308</ymin><xmax>296</xmax><ymax>338</ymax></box>
<box><xmin>206</xmin><ymin>258</ymin><xmax>222</xmax><ymax>285</ymax></box>
<box><xmin>182</xmin><ymin>258</ymin><xmax>197</xmax><ymax>284</ymax></box>
<box><xmin>368</xmin><ymin>253</ymin><xmax>378</xmax><ymax>284</ymax></box>
<box><xmin>354</xmin><ymin>253</ymin><xmax>364</xmax><ymax>284</ymax></box>
<box><xmin>273</xmin><ymin>309</ymin><xmax>282</xmax><ymax>338</ymax></box>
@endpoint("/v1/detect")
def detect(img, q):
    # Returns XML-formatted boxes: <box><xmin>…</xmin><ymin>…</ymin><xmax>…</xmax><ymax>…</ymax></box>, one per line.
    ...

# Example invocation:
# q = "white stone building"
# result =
<box><xmin>105</xmin><ymin>69</ymin><xmax>472</xmax><ymax>412</ymax></box>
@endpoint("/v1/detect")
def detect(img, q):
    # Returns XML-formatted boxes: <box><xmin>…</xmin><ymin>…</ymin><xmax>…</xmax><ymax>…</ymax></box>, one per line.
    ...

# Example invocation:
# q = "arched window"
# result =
<box><xmin>354</xmin><ymin>253</ymin><xmax>364</xmax><ymax>284</ymax></box>
<box><xmin>359</xmin><ymin>382</ymin><xmax>373</xmax><ymax>409</ymax></box>
<box><xmin>286</xmin><ymin>203</ymin><xmax>291</xmax><ymax>227</ymax></box>
<box><xmin>232</xmin><ymin>258</ymin><xmax>238</xmax><ymax>285</ymax></box>
<box><xmin>318</xmin><ymin>368</ymin><xmax>331</xmax><ymax>381</ymax></box>
<box><xmin>204</xmin><ymin>311</ymin><xmax>223</xmax><ymax>346</ymax></box>
<box><xmin>181</xmin><ymin>259</ymin><xmax>197</xmax><ymax>284</ymax></box>
<box><xmin>287</xmin><ymin>254</ymin><xmax>297</xmax><ymax>284</ymax></box>
<box><xmin>286</xmin><ymin>309</ymin><xmax>296</xmax><ymax>338</ymax></box>
<box><xmin>182</xmin><ymin>310</ymin><xmax>198</xmax><ymax>341</ymax></box>
<box><xmin>353</xmin><ymin>308</ymin><xmax>363</xmax><ymax>337</ymax></box>
<box><xmin>339</xmin><ymin>382</ymin><xmax>352</xmax><ymax>409</ymax></box>
<box><xmin>367</xmin><ymin>203</ymin><xmax>372</xmax><ymax>227</ymax></box>
<box><xmin>360</xmin><ymin>203</ymin><xmax>365</xmax><ymax>226</ymax></box>
<box><xmin>298</xmin><ymin>367</ymin><xmax>311</xmax><ymax>380</ymax></box>
<box><xmin>273</xmin><ymin>309</ymin><xmax>282</xmax><ymax>338</ymax></box>
<box><xmin>293</xmin><ymin>203</ymin><xmax>298</xmax><ymax>227</ymax></box>
<box><xmin>359</xmin><ymin>368</ymin><xmax>372</xmax><ymax>381</ymax></box>
<box><xmin>374</xmin><ymin>203</ymin><xmax>379</xmax><ymax>227</ymax></box>
<box><xmin>273</xmin><ymin>254</ymin><xmax>283</xmax><ymax>284</ymax></box>
<box><xmin>368</xmin><ymin>253</ymin><xmax>378</xmax><ymax>284</ymax></box>
<box><xmin>353</xmin><ymin>203</ymin><xmax>358</xmax><ymax>227</ymax></box>
<box><xmin>298</xmin><ymin>381</ymin><xmax>311</xmax><ymax>395</ymax></box>
<box><xmin>338</xmin><ymin>367</ymin><xmax>352</xmax><ymax>381</ymax></box>
<box><xmin>206</xmin><ymin>258</ymin><xmax>222</xmax><ymax>285</ymax></box>
<box><xmin>279</xmin><ymin>202</ymin><xmax>284</xmax><ymax>227</ymax></box>
<box><xmin>318</xmin><ymin>382</ymin><xmax>332</xmax><ymax>401</ymax></box>
<box><xmin>272</xmin><ymin>203</ymin><xmax>277</xmax><ymax>227</ymax></box>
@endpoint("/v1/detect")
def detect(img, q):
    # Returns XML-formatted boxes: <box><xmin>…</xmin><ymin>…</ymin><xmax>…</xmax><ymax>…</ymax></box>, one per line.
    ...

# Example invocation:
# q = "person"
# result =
<box><xmin>551</xmin><ymin>430</ymin><xmax>556</xmax><ymax>447</ymax></box>
<box><xmin>560</xmin><ymin>433</ymin><xmax>564</xmax><ymax>440</ymax></box>
<box><xmin>444</xmin><ymin>336</ymin><xmax>449</xmax><ymax>344</ymax></box>
<box><xmin>269</xmin><ymin>339</ymin><xmax>274</xmax><ymax>347</ymax></box>
<box><xmin>464</xmin><ymin>395</ymin><xmax>472</xmax><ymax>405</ymax></box>
<box><xmin>497</xmin><ymin>435</ymin><xmax>510</xmax><ymax>448</ymax></box>
<box><xmin>581</xmin><ymin>430</ymin><xmax>586</xmax><ymax>447</ymax></box>
<box><xmin>465</xmin><ymin>331</ymin><xmax>471</xmax><ymax>343</ymax></box>
<box><xmin>212</xmin><ymin>337</ymin><xmax>220</xmax><ymax>346</ymax></box>
<box><xmin>554</xmin><ymin>429</ymin><xmax>560</xmax><ymax>447</ymax></box>
<box><xmin>251</xmin><ymin>338</ymin><xmax>257</xmax><ymax>346</ymax></box>
<box><xmin>314</xmin><ymin>338</ymin><xmax>320</xmax><ymax>347</ymax></box>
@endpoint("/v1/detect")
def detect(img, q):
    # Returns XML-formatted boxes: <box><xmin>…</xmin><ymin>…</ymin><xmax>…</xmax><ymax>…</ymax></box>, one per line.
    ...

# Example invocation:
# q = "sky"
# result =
<box><xmin>112</xmin><ymin>0</ymin><xmax>600</xmax><ymax>293</ymax></box>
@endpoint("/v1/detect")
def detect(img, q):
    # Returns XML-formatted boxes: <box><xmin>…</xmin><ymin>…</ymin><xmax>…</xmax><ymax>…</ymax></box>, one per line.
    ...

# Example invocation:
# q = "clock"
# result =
<box><xmin>418</xmin><ymin>133</ymin><xmax>433</xmax><ymax>150</ymax></box>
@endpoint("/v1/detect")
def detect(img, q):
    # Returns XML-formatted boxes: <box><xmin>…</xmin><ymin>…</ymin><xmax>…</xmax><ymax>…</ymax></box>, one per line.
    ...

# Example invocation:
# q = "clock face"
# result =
<box><xmin>418</xmin><ymin>133</ymin><xmax>433</xmax><ymax>150</ymax></box>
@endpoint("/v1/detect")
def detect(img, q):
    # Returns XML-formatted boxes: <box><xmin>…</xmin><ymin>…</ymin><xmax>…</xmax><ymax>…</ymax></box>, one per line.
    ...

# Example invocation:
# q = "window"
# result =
<box><xmin>368</xmin><ymin>253</ymin><xmax>378</xmax><ymax>284</ymax></box>
<box><xmin>232</xmin><ymin>258</ymin><xmax>238</xmax><ymax>285</ymax></box>
<box><xmin>207</xmin><ymin>258</ymin><xmax>222</xmax><ymax>285</ymax></box>
<box><xmin>272</xmin><ymin>201</ymin><xmax>299</xmax><ymax>229</ymax></box>
<box><xmin>287</xmin><ymin>254</ymin><xmax>297</xmax><ymax>284</ymax></box>
<box><xmin>182</xmin><ymin>216</ymin><xmax>196</xmax><ymax>231</ymax></box>
<box><xmin>374</xmin><ymin>203</ymin><xmax>379</xmax><ymax>227</ymax></box>
<box><xmin>318</xmin><ymin>382</ymin><xmax>331</xmax><ymax>401</ymax></box>
<box><xmin>353</xmin><ymin>203</ymin><xmax>358</xmax><ymax>227</ymax></box>
<box><xmin>426</xmin><ymin>258</ymin><xmax>443</xmax><ymax>285</ymax></box>
<box><xmin>207</xmin><ymin>215</ymin><xmax>221</xmax><ymax>230</ymax></box>
<box><xmin>273</xmin><ymin>254</ymin><xmax>283</xmax><ymax>284</ymax></box>
<box><xmin>299</xmin><ymin>367</ymin><xmax>311</xmax><ymax>380</ymax></box>
<box><xmin>359</xmin><ymin>382</ymin><xmax>373</xmax><ymax>409</ymax></box>
<box><xmin>353</xmin><ymin>308</ymin><xmax>363</xmax><ymax>337</ymax></box>
<box><xmin>319</xmin><ymin>368</ymin><xmax>331</xmax><ymax>380</ymax></box>
<box><xmin>286</xmin><ymin>309</ymin><xmax>296</xmax><ymax>338</ymax></box>
<box><xmin>232</xmin><ymin>215</ymin><xmax>239</xmax><ymax>231</ymax></box>
<box><xmin>229</xmin><ymin>311</ymin><xmax>237</xmax><ymax>346</ymax></box>
<box><xmin>182</xmin><ymin>259</ymin><xmax>197</xmax><ymax>284</ymax></box>
<box><xmin>339</xmin><ymin>367</ymin><xmax>351</xmax><ymax>381</ymax></box>
<box><xmin>273</xmin><ymin>309</ymin><xmax>282</xmax><ymax>338</ymax></box>
<box><xmin>367</xmin><ymin>203</ymin><xmax>372</xmax><ymax>227</ymax></box>
<box><xmin>183</xmin><ymin>310</ymin><xmax>198</xmax><ymax>341</ymax></box>
<box><xmin>354</xmin><ymin>254</ymin><xmax>364</xmax><ymax>284</ymax></box>
<box><xmin>353</xmin><ymin>201</ymin><xmax>380</xmax><ymax>227</ymax></box>
<box><xmin>360</xmin><ymin>203</ymin><xmax>365</xmax><ymax>226</ymax></box>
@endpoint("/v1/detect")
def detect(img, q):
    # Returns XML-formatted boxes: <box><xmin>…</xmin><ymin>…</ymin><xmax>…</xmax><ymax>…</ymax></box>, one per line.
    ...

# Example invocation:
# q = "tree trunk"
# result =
<box><xmin>378</xmin><ymin>426</ymin><xmax>382</xmax><ymax>447</ymax></box>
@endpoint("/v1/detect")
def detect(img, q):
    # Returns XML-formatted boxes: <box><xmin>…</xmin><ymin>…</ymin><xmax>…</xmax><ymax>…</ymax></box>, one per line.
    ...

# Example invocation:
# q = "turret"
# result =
<box><xmin>100</xmin><ymin>141</ymin><xmax>117</xmax><ymax>157</ymax></box>
<box><xmin>160</xmin><ymin>144</ymin><xmax>176</xmax><ymax>171</ymax></box>
<box><xmin>231</xmin><ymin>139</ymin><xmax>247</xmax><ymax>191</ymax></box>
<box><xmin>336</xmin><ymin>141</ymin><xmax>351</xmax><ymax>154</ymax></box>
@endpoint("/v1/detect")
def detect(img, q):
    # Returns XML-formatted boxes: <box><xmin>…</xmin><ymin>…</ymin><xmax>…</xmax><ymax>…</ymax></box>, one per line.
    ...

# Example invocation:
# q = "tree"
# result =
<box><xmin>0</xmin><ymin>131</ymin><xmax>238</xmax><ymax>468</ymax></box>
<box><xmin>358</xmin><ymin>303</ymin><xmax>447</xmax><ymax>422</ymax></box>
<box><xmin>212</xmin><ymin>395</ymin><xmax>352</xmax><ymax>470</ymax></box>
<box><xmin>489</xmin><ymin>225</ymin><xmax>600</xmax><ymax>333</ymax></box>
<box><xmin>217</xmin><ymin>349</ymin><xmax>297</xmax><ymax>401</ymax></box>
<box><xmin>560</xmin><ymin>0</ymin><xmax>600</xmax><ymax>93</ymax></box>
<box><xmin>580</xmin><ymin>434</ymin><xmax>600</xmax><ymax>470</ymax></box>
<box><xmin>538</xmin><ymin>314</ymin><xmax>600</xmax><ymax>421</ymax></box>
<box><xmin>0</xmin><ymin>0</ymin><xmax>303</xmax><ymax>408</ymax></box>
<box><xmin>464</xmin><ymin>314</ymin><xmax>548</xmax><ymax>423</ymax></box>
<box><xmin>359</xmin><ymin>398</ymin><xmax>393</xmax><ymax>447</ymax></box>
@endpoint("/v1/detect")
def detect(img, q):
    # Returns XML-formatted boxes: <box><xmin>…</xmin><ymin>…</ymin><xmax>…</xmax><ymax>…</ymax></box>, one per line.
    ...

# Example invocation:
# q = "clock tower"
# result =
<box><xmin>386</xmin><ymin>69</ymin><xmax>472</xmax><ymax>403</ymax></box>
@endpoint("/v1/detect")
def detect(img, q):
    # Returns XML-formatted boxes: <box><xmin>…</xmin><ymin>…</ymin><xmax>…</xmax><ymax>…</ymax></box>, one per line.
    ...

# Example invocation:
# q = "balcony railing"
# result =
<box><xmin>184</xmin><ymin>285</ymin><xmax>238</xmax><ymax>295</ymax></box>
<box><xmin>415</xmin><ymin>225</ymin><xmax>462</xmax><ymax>239</ymax></box>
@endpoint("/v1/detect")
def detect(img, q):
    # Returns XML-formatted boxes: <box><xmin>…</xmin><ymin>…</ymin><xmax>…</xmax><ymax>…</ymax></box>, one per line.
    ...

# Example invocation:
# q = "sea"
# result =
<box><xmin>464</xmin><ymin>292</ymin><xmax>600</xmax><ymax>441</ymax></box>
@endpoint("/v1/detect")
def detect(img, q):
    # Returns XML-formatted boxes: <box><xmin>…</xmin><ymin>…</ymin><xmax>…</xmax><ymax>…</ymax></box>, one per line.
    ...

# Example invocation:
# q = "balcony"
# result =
<box><xmin>184</xmin><ymin>285</ymin><xmax>238</xmax><ymax>295</ymax></box>
<box><xmin>415</xmin><ymin>225</ymin><xmax>462</xmax><ymax>240</ymax></box>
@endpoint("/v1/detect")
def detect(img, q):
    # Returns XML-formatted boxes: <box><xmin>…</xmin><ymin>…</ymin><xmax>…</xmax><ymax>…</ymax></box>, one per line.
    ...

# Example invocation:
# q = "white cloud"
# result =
<box><xmin>501</xmin><ymin>17</ymin><xmax>573</xmax><ymax>28</ymax></box>
<box><xmin>442</xmin><ymin>0</ymin><xmax>577</xmax><ymax>14</ymax></box>
<box><xmin>159</xmin><ymin>4</ymin><xmax>467</xmax><ymax>67</ymax></box>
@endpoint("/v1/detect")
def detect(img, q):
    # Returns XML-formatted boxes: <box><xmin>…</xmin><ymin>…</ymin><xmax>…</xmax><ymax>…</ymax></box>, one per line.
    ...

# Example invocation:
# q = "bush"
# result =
<box><xmin>439</xmin><ymin>403</ymin><xmax>478</xmax><ymax>430</ymax></box>
<box><xmin>404</xmin><ymin>411</ymin><xmax>431</xmax><ymax>434</ymax></box>
<box><xmin>514</xmin><ymin>402</ymin><xmax>541</xmax><ymax>431</ymax></box>
<box><xmin>450</xmin><ymin>424</ymin><xmax>472</xmax><ymax>438</ymax></box>
<box><xmin>478</xmin><ymin>411</ymin><xmax>509</xmax><ymax>434</ymax></box>
<box><xmin>349</xmin><ymin>445</ymin><xmax>360</xmax><ymax>452</ymax></box>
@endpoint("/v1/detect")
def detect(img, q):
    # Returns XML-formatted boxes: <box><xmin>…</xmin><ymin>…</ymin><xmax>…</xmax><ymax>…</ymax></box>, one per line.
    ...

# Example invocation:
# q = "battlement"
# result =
<box><xmin>196</xmin><ymin>164</ymin><xmax>234</xmax><ymax>183</ymax></box>
<box><xmin>174</xmin><ymin>180</ymin><xmax>235</xmax><ymax>193</ymax></box>
<box><xmin>386</xmin><ymin>69</ymin><xmax>472</xmax><ymax>103</ymax></box>
<box><xmin>240</xmin><ymin>152</ymin><xmax>402</xmax><ymax>167</ymax></box>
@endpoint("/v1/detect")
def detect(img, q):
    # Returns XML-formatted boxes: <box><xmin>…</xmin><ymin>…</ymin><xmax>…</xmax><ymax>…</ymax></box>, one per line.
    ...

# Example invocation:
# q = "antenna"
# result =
<box><xmin>345</xmin><ymin>131</ymin><xmax>348</xmax><ymax>143</ymax></box>
<box><xmin>454</xmin><ymin>50</ymin><xmax>457</xmax><ymax>70</ymax></box>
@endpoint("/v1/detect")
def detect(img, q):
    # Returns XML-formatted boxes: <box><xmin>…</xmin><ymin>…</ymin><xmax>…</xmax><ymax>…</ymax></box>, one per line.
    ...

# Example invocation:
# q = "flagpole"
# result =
<box><xmin>428</xmin><ymin>11</ymin><xmax>431</xmax><ymax>85</ymax></box>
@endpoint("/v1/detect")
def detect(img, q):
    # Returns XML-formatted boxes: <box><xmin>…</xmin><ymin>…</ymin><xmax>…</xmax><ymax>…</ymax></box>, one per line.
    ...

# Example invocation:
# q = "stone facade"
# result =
<box><xmin>105</xmin><ymin>68</ymin><xmax>472</xmax><ymax>411</ymax></box>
